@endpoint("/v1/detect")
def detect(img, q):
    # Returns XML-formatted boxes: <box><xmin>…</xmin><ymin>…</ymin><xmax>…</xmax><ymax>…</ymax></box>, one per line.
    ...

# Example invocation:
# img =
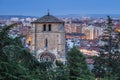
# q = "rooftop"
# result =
<box><xmin>32</xmin><ymin>13</ymin><xmax>64</xmax><ymax>23</ymax></box>
<box><xmin>66</xmin><ymin>33</ymin><xmax>86</xmax><ymax>36</ymax></box>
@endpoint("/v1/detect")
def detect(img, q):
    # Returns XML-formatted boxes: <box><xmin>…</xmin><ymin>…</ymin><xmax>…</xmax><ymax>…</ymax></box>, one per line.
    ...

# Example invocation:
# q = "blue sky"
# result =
<box><xmin>0</xmin><ymin>0</ymin><xmax>120</xmax><ymax>16</ymax></box>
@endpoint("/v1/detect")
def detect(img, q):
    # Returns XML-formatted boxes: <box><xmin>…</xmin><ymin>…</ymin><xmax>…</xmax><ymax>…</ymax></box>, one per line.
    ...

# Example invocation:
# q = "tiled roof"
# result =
<box><xmin>32</xmin><ymin>14</ymin><xmax>64</xmax><ymax>23</ymax></box>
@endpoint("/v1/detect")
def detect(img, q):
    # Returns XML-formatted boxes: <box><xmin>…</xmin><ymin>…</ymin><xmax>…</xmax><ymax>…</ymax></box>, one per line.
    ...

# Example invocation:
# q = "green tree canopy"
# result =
<box><xmin>67</xmin><ymin>46</ymin><xmax>94</xmax><ymax>80</ymax></box>
<box><xmin>0</xmin><ymin>24</ymin><xmax>53</xmax><ymax>80</ymax></box>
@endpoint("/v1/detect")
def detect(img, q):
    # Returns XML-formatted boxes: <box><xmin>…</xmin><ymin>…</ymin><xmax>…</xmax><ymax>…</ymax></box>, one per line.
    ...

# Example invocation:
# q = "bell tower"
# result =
<box><xmin>31</xmin><ymin>13</ymin><xmax>66</xmax><ymax>62</ymax></box>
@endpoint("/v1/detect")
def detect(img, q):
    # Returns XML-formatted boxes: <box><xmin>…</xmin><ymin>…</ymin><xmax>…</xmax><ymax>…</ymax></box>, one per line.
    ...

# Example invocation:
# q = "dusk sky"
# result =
<box><xmin>0</xmin><ymin>0</ymin><xmax>120</xmax><ymax>16</ymax></box>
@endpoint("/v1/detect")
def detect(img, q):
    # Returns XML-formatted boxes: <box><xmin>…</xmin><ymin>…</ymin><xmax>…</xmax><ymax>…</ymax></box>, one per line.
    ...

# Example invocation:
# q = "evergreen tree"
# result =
<box><xmin>54</xmin><ymin>60</ymin><xmax>69</xmax><ymax>80</ymax></box>
<box><xmin>110</xmin><ymin>22</ymin><xmax>120</xmax><ymax>80</ymax></box>
<box><xmin>92</xmin><ymin>16</ymin><xmax>120</xmax><ymax>80</ymax></box>
<box><xmin>67</xmin><ymin>46</ymin><xmax>94</xmax><ymax>80</ymax></box>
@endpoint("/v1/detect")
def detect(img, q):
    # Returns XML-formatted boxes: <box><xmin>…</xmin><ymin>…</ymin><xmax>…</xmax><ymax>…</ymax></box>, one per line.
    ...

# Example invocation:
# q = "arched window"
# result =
<box><xmin>45</xmin><ymin>39</ymin><xmax>48</xmax><ymax>48</ymax></box>
<box><xmin>48</xmin><ymin>24</ymin><xmax>51</xmax><ymax>31</ymax></box>
<box><xmin>43</xmin><ymin>24</ymin><xmax>46</xmax><ymax>31</ymax></box>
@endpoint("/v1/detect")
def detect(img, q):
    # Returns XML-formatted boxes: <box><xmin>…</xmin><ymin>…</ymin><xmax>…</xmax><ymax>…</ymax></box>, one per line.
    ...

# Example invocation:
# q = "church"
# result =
<box><xmin>30</xmin><ymin>13</ymin><xmax>66</xmax><ymax>62</ymax></box>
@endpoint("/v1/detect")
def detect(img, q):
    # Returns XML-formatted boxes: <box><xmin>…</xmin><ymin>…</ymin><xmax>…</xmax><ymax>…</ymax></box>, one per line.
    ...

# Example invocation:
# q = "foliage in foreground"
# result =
<box><xmin>0</xmin><ymin>24</ymin><xmax>54</xmax><ymax>80</ymax></box>
<box><xmin>67</xmin><ymin>46</ymin><xmax>95</xmax><ymax>80</ymax></box>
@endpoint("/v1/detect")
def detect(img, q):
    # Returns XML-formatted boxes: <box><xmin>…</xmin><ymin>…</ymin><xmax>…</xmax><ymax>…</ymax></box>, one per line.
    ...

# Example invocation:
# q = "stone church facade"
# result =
<box><xmin>30</xmin><ymin>13</ymin><xmax>66</xmax><ymax>62</ymax></box>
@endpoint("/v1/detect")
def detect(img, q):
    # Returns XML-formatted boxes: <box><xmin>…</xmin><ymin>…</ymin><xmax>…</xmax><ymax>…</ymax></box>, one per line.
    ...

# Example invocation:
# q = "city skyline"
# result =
<box><xmin>0</xmin><ymin>0</ymin><xmax>120</xmax><ymax>16</ymax></box>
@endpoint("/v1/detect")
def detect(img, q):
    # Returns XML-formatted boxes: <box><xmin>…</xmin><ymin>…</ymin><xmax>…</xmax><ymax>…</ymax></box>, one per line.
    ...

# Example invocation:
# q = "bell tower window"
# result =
<box><xmin>45</xmin><ymin>39</ymin><xmax>48</xmax><ymax>48</ymax></box>
<box><xmin>48</xmin><ymin>24</ymin><xmax>51</xmax><ymax>31</ymax></box>
<box><xmin>43</xmin><ymin>24</ymin><xmax>46</xmax><ymax>31</ymax></box>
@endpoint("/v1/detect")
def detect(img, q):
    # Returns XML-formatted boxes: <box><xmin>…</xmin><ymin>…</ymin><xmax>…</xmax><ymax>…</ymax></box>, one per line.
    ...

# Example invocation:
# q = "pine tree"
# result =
<box><xmin>110</xmin><ymin>21</ymin><xmax>120</xmax><ymax>80</ymax></box>
<box><xmin>54</xmin><ymin>60</ymin><xmax>69</xmax><ymax>80</ymax></box>
<box><xmin>67</xmin><ymin>46</ymin><xmax>94</xmax><ymax>80</ymax></box>
<box><xmin>92</xmin><ymin>16</ymin><xmax>120</xmax><ymax>80</ymax></box>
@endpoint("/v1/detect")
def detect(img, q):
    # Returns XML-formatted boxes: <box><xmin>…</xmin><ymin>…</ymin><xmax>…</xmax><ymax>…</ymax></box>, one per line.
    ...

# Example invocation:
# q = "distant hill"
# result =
<box><xmin>56</xmin><ymin>14</ymin><xmax>120</xmax><ymax>18</ymax></box>
<box><xmin>0</xmin><ymin>14</ymin><xmax>120</xmax><ymax>20</ymax></box>
<box><xmin>0</xmin><ymin>15</ymin><xmax>38</xmax><ymax>20</ymax></box>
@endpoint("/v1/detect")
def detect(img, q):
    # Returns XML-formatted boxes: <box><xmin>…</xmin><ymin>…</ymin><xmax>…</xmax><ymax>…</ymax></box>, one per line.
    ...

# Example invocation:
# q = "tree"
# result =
<box><xmin>0</xmin><ymin>24</ymin><xmax>53</xmax><ymax>80</ymax></box>
<box><xmin>67</xmin><ymin>46</ymin><xmax>94</xmax><ymax>80</ymax></box>
<box><xmin>54</xmin><ymin>60</ymin><xmax>69</xmax><ymax>80</ymax></box>
<box><xmin>92</xmin><ymin>16</ymin><xmax>120</xmax><ymax>80</ymax></box>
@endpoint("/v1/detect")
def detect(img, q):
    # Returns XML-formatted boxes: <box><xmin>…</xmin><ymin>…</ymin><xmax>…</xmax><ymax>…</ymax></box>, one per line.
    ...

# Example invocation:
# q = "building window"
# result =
<box><xmin>43</xmin><ymin>24</ymin><xmax>46</xmax><ymax>31</ymax></box>
<box><xmin>48</xmin><ymin>24</ymin><xmax>51</xmax><ymax>31</ymax></box>
<box><xmin>45</xmin><ymin>39</ymin><xmax>48</xmax><ymax>48</ymax></box>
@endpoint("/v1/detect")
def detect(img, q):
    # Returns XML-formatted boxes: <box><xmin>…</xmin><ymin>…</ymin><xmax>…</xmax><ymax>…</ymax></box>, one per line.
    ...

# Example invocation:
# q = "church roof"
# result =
<box><xmin>32</xmin><ymin>14</ymin><xmax>64</xmax><ymax>23</ymax></box>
